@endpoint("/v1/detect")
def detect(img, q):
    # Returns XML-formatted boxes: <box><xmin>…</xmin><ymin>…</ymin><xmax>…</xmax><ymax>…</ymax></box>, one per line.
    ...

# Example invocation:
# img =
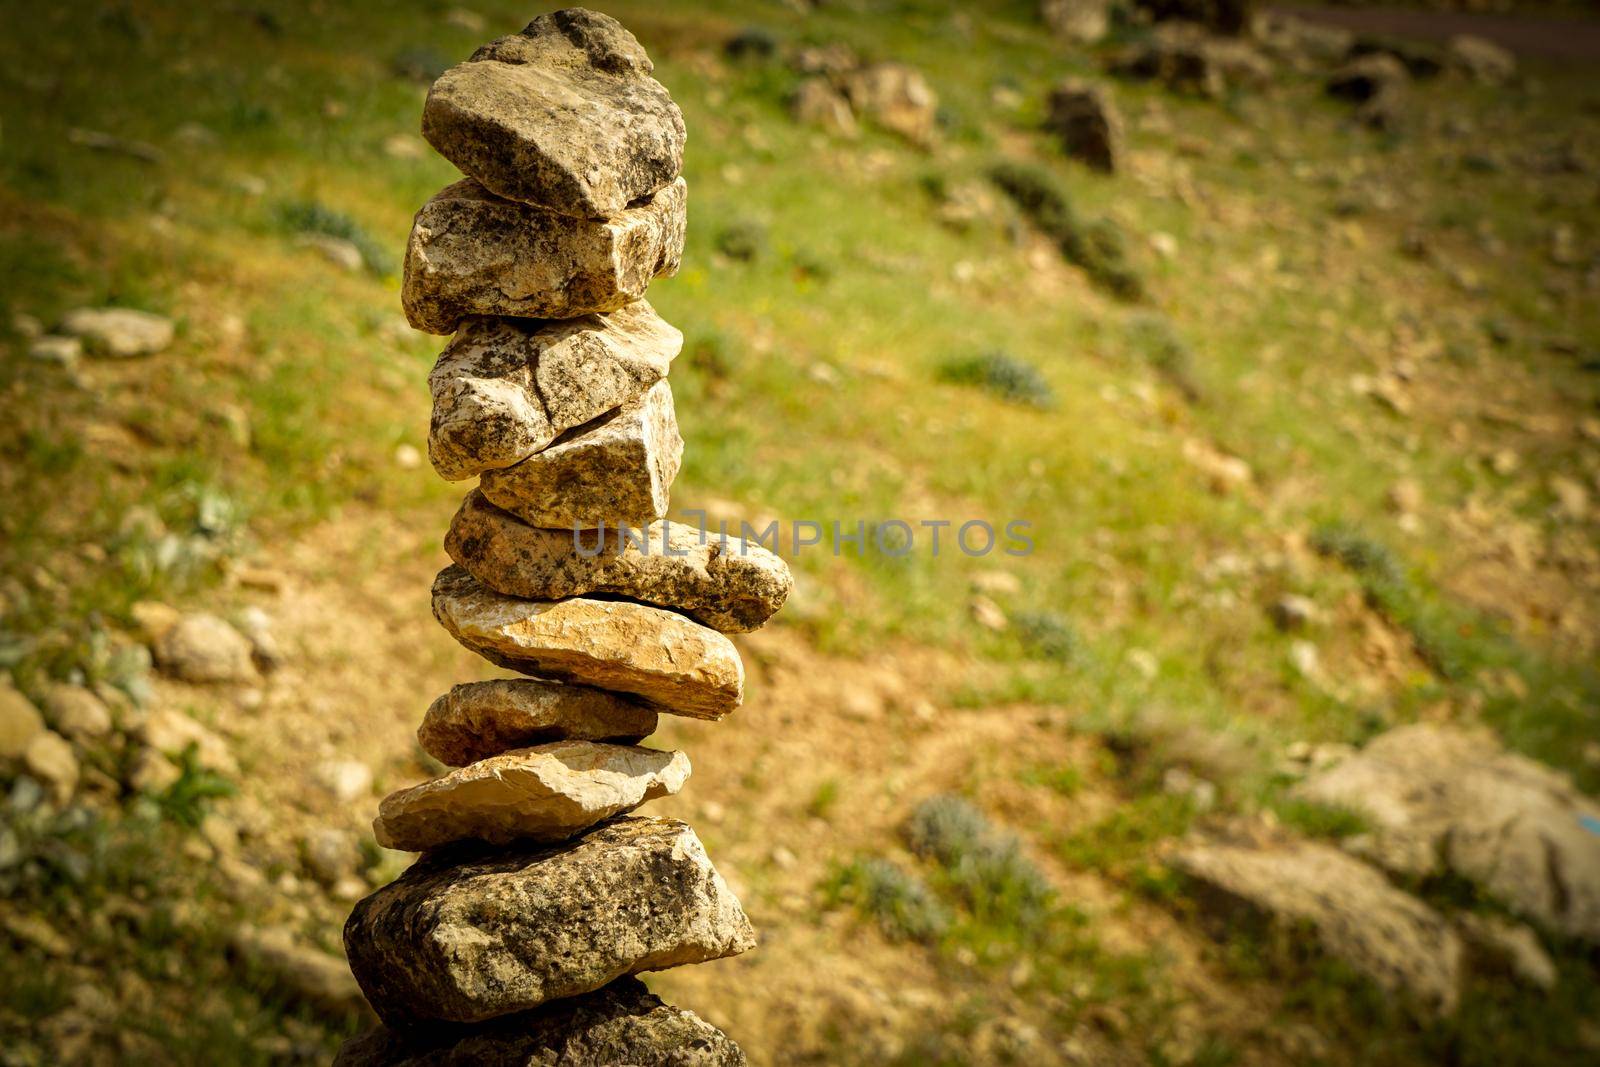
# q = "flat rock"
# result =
<box><xmin>1294</xmin><ymin>723</ymin><xmax>1600</xmax><ymax>944</ymax></box>
<box><xmin>447</xmin><ymin>490</ymin><xmax>792</xmax><ymax>632</ymax></box>
<box><xmin>478</xmin><ymin>378</ymin><xmax>682</xmax><ymax>529</ymax></box>
<box><xmin>402</xmin><ymin>176</ymin><xmax>685</xmax><ymax>335</ymax></box>
<box><xmin>428</xmin><ymin>301</ymin><xmax>681</xmax><ymax>481</ymax></box>
<box><xmin>422</xmin><ymin>8</ymin><xmax>686</xmax><ymax>218</ymax></box>
<box><xmin>59</xmin><ymin>307</ymin><xmax>174</xmax><ymax>358</ymax></box>
<box><xmin>1172</xmin><ymin>835</ymin><xmax>1463</xmax><ymax>1017</ymax></box>
<box><xmin>344</xmin><ymin>817</ymin><xmax>756</xmax><ymax>1025</ymax></box>
<box><xmin>432</xmin><ymin>566</ymin><xmax>743</xmax><ymax>720</ymax></box>
<box><xmin>374</xmin><ymin>740</ymin><xmax>690</xmax><ymax>851</ymax></box>
<box><xmin>419</xmin><ymin>678</ymin><xmax>658</xmax><ymax>766</ymax></box>
<box><xmin>334</xmin><ymin>976</ymin><xmax>745</xmax><ymax>1066</ymax></box>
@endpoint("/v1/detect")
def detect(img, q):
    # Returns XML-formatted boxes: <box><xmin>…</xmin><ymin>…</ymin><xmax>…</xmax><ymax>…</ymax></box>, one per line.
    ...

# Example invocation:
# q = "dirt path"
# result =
<box><xmin>1275</xmin><ymin>3</ymin><xmax>1600</xmax><ymax>62</ymax></box>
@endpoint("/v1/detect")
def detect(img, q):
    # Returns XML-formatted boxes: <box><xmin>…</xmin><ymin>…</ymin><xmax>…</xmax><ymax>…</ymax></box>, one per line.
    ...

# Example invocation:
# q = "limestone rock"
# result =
<box><xmin>402</xmin><ymin>176</ymin><xmax>686</xmax><ymax>335</ymax></box>
<box><xmin>229</xmin><ymin>925</ymin><xmax>366</xmax><ymax>1015</ymax></box>
<box><xmin>1456</xmin><ymin>914</ymin><xmax>1557</xmax><ymax>991</ymax></box>
<box><xmin>422</xmin><ymin>8</ymin><xmax>686</xmax><ymax>218</ymax></box>
<box><xmin>40</xmin><ymin>684</ymin><xmax>113</xmax><ymax>743</ymax></box>
<box><xmin>432</xmin><ymin>566</ymin><xmax>743</xmax><ymax>720</ymax></box>
<box><xmin>137</xmin><ymin>708</ymin><xmax>238</xmax><ymax>775</ymax></box>
<box><xmin>477</xmin><ymin>379</ymin><xmax>682</xmax><ymax>529</ymax></box>
<box><xmin>334</xmin><ymin>976</ymin><xmax>745</xmax><ymax>1066</ymax></box>
<box><xmin>344</xmin><ymin>817</ymin><xmax>756</xmax><ymax>1025</ymax></box>
<box><xmin>152</xmin><ymin>613</ymin><xmax>260</xmax><ymax>684</ymax></box>
<box><xmin>1293</xmin><ymin>723</ymin><xmax>1600</xmax><ymax>945</ymax></box>
<box><xmin>791</xmin><ymin>77</ymin><xmax>858</xmax><ymax>137</ymax></box>
<box><xmin>1173</xmin><ymin>836</ymin><xmax>1463</xmax><ymax>1016</ymax></box>
<box><xmin>839</xmin><ymin>63</ymin><xmax>938</xmax><ymax>145</ymax></box>
<box><xmin>428</xmin><ymin>301</ymin><xmax>681</xmax><ymax>481</ymax></box>
<box><xmin>446</xmin><ymin>490</ymin><xmax>792</xmax><ymax>632</ymax></box>
<box><xmin>59</xmin><ymin>307</ymin><xmax>174</xmax><ymax>358</ymax></box>
<box><xmin>1041</xmin><ymin>0</ymin><xmax>1109</xmax><ymax>45</ymax></box>
<box><xmin>0</xmin><ymin>681</ymin><xmax>46</xmax><ymax>762</ymax></box>
<box><xmin>24</xmin><ymin>730</ymin><xmax>79</xmax><ymax>802</ymax></box>
<box><xmin>420</xmin><ymin>678</ymin><xmax>658</xmax><ymax>766</ymax></box>
<box><xmin>1045</xmin><ymin>80</ymin><xmax>1123</xmax><ymax>174</ymax></box>
<box><xmin>374</xmin><ymin>740</ymin><xmax>690</xmax><ymax>851</ymax></box>
<box><xmin>1112</xmin><ymin>23</ymin><xmax>1272</xmax><ymax>98</ymax></box>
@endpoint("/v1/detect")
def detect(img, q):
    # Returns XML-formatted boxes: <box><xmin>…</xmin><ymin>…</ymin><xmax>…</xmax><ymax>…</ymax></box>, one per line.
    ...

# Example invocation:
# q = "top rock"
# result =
<box><xmin>423</xmin><ymin>8</ymin><xmax>686</xmax><ymax>219</ymax></box>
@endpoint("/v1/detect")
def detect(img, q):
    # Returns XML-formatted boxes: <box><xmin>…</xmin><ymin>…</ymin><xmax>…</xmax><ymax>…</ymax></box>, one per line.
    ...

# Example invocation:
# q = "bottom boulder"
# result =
<box><xmin>334</xmin><ymin>976</ymin><xmax>745</xmax><ymax>1066</ymax></box>
<box><xmin>344</xmin><ymin>816</ymin><xmax>755</xmax><ymax>1025</ymax></box>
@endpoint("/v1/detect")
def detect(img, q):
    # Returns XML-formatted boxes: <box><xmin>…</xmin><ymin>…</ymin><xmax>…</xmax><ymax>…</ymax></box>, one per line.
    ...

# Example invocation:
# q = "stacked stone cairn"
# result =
<box><xmin>338</xmin><ymin>10</ymin><xmax>791</xmax><ymax>1064</ymax></box>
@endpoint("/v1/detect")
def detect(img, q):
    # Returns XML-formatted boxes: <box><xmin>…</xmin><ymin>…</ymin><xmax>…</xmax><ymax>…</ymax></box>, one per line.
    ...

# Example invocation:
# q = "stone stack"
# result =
<box><xmin>338</xmin><ymin>10</ymin><xmax>791</xmax><ymax>1063</ymax></box>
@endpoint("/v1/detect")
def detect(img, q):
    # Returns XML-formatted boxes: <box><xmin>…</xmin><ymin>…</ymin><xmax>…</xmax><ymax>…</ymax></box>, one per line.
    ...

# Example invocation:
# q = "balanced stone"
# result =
<box><xmin>374</xmin><ymin>740</ymin><xmax>689</xmax><ymax>851</ymax></box>
<box><xmin>432</xmin><ymin>566</ymin><xmax>743</xmax><ymax>719</ymax></box>
<box><xmin>402</xmin><ymin>176</ymin><xmax>686</xmax><ymax>335</ymax></box>
<box><xmin>419</xmin><ymin>678</ymin><xmax>657</xmax><ymax>766</ymax></box>
<box><xmin>333</xmin><ymin>977</ymin><xmax>745</xmax><ymax>1066</ymax></box>
<box><xmin>429</xmin><ymin>301</ymin><xmax>682</xmax><ymax>480</ymax></box>
<box><xmin>478</xmin><ymin>379</ymin><xmax>682</xmax><ymax>529</ymax></box>
<box><xmin>422</xmin><ymin>8</ymin><xmax>686</xmax><ymax>218</ymax></box>
<box><xmin>344</xmin><ymin>817</ymin><xmax>756</xmax><ymax>1025</ymax></box>
<box><xmin>447</xmin><ymin>490</ymin><xmax>792</xmax><ymax>633</ymax></box>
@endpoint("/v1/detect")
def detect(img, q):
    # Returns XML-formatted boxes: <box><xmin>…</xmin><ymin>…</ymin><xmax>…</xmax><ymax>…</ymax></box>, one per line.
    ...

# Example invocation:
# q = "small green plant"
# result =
<box><xmin>1274</xmin><ymin>798</ymin><xmax>1368</xmax><ymax>840</ymax></box>
<box><xmin>989</xmin><ymin>162</ymin><xmax>1144</xmax><ymax>300</ymax></box>
<box><xmin>714</xmin><ymin>220</ymin><xmax>767</xmax><ymax>262</ymax></box>
<box><xmin>151</xmin><ymin>744</ymin><xmax>237</xmax><ymax>828</ymax></box>
<box><xmin>938</xmin><ymin>351</ymin><xmax>1055</xmax><ymax>408</ymax></box>
<box><xmin>825</xmin><ymin>856</ymin><xmax>951</xmax><ymax>943</ymax></box>
<box><xmin>907</xmin><ymin>795</ymin><xmax>1054</xmax><ymax>928</ymax></box>
<box><xmin>1057</xmin><ymin>793</ymin><xmax>1196</xmax><ymax>880</ymax></box>
<box><xmin>1310</xmin><ymin>523</ymin><xmax>1404</xmax><ymax>588</ymax></box>
<box><xmin>807</xmin><ymin>778</ymin><xmax>841</xmax><ymax>818</ymax></box>
<box><xmin>1126</xmin><ymin>313</ymin><xmax>1203</xmax><ymax>403</ymax></box>
<box><xmin>1012</xmin><ymin>610</ymin><xmax>1081</xmax><ymax>662</ymax></box>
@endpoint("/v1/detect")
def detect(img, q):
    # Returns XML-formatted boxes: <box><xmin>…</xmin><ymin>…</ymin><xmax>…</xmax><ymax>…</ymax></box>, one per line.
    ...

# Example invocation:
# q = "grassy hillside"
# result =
<box><xmin>1</xmin><ymin>1</ymin><xmax>1597</xmax><ymax>1063</ymax></box>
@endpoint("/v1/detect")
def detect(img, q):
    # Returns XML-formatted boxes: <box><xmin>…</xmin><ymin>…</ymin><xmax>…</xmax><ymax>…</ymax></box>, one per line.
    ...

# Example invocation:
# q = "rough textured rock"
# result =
<box><xmin>152</xmin><ymin>613</ymin><xmax>260</xmax><ymax>684</ymax></box>
<box><xmin>1293</xmin><ymin>723</ymin><xmax>1600</xmax><ymax>945</ymax></box>
<box><xmin>791</xmin><ymin>76</ymin><xmax>858</xmax><ymax>137</ymax></box>
<box><xmin>839</xmin><ymin>63</ymin><xmax>938</xmax><ymax>144</ymax></box>
<box><xmin>1045</xmin><ymin>80</ymin><xmax>1123</xmax><ymax>174</ymax></box>
<box><xmin>422</xmin><ymin>8</ymin><xmax>686</xmax><ymax>218</ymax></box>
<box><xmin>1172</xmin><ymin>835</ymin><xmax>1463</xmax><ymax>1016</ymax></box>
<box><xmin>1449</xmin><ymin>34</ymin><xmax>1514</xmax><ymax>86</ymax></box>
<box><xmin>334</xmin><ymin>977</ymin><xmax>745</xmax><ymax>1066</ymax></box>
<box><xmin>344</xmin><ymin>817</ymin><xmax>756</xmax><ymax>1025</ymax></box>
<box><xmin>429</xmin><ymin>301</ymin><xmax>681</xmax><ymax>480</ymax></box>
<box><xmin>229</xmin><ymin>926</ymin><xmax>366</xmax><ymax>1014</ymax></box>
<box><xmin>1041</xmin><ymin>0</ymin><xmax>1109</xmax><ymax>44</ymax></box>
<box><xmin>0</xmin><ymin>681</ymin><xmax>46</xmax><ymax>763</ymax></box>
<box><xmin>446</xmin><ymin>491</ymin><xmax>792</xmax><ymax>633</ymax></box>
<box><xmin>374</xmin><ymin>740</ymin><xmax>690</xmax><ymax>851</ymax></box>
<box><xmin>419</xmin><ymin>678</ymin><xmax>658</xmax><ymax>766</ymax></box>
<box><xmin>432</xmin><ymin>566</ymin><xmax>743</xmax><ymax>720</ymax></box>
<box><xmin>402</xmin><ymin>177</ymin><xmax>686</xmax><ymax>335</ymax></box>
<box><xmin>59</xmin><ymin>307</ymin><xmax>174</xmax><ymax>358</ymax></box>
<box><xmin>478</xmin><ymin>379</ymin><xmax>682</xmax><ymax>529</ymax></box>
